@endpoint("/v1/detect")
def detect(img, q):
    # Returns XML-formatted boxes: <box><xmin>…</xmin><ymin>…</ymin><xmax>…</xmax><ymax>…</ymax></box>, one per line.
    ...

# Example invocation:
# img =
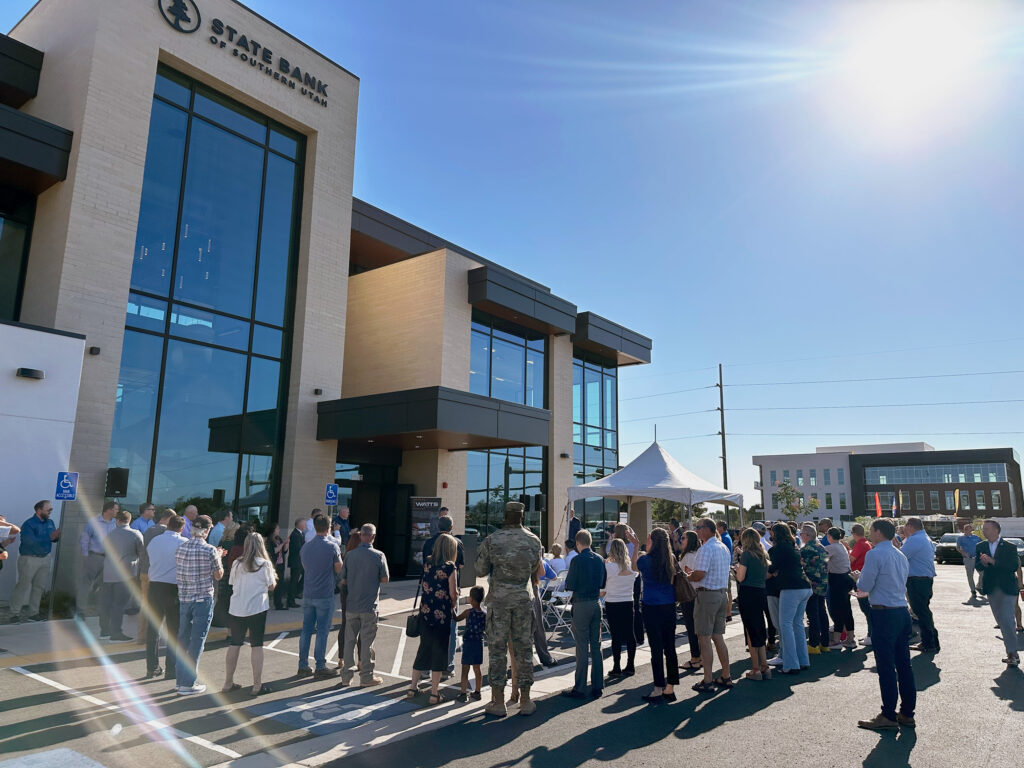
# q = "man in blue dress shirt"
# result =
<box><xmin>956</xmin><ymin>523</ymin><xmax>982</xmax><ymax>599</ymax></box>
<box><xmin>9</xmin><ymin>501</ymin><xmax>61</xmax><ymax>622</ymax></box>
<box><xmin>901</xmin><ymin>517</ymin><xmax>939</xmax><ymax>652</ymax></box>
<box><xmin>562</xmin><ymin>529</ymin><xmax>607</xmax><ymax>700</ymax></box>
<box><xmin>131</xmin><ymin>503</ymin><xmax>156</xmax><ymax>535</ymax></box>
<box><xmin>77</xmin><ymin>501</ymin><xmax>118</xmax><ymax>617</ymax></box>
<box><xmin>855</xmin><ymin>518</ymin><xmax>917</xmax><ymax>731</ymax></box>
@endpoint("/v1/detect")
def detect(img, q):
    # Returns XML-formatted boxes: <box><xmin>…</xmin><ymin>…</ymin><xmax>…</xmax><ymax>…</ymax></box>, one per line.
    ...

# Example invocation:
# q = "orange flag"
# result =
<box><xmin>875</xmin><ymin>492</ymin><xmax>882</xmax><ymax>518</ymax></box>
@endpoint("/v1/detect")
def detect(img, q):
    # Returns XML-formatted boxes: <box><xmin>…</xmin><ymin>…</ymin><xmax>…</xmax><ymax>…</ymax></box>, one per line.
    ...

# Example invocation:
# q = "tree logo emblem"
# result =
<box><xmin>158</xmin><ymin>0</ymin><xmax>201</xmax><ymax>34</ymax></box>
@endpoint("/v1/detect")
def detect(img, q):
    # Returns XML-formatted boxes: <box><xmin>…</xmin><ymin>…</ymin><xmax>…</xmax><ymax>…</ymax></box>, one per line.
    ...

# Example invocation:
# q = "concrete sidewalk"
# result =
<box><xmin>0</xmin><ymin>576</ymin><xmax>451</xmax><ymax>669</ymax></box>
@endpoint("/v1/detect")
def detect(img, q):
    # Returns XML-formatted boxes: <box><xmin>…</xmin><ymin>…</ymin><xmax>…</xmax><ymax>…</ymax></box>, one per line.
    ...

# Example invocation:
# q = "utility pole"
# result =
<box><xmin>717</xmin><ymin>363</ymin><xmax>728</xmax><ymax>489</ymax></box>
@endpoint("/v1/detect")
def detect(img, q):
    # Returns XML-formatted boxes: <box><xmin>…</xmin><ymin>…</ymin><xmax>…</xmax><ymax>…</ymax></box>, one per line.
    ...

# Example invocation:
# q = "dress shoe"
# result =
<box><xmin>560</xmin><ymin>689</ymin><xmax>586</xmax><ymax>699</ymax></box>
<box><xmin>897</xmin><ymin>714</ymin><xmax>916</xmax><ymax>727</ymax></box>
<box><xmin>145</xmin><ymin>667</ymin><xmax>163</xmax><ymax>680</ymax></box>
<box><xmin>858</xmin><ymin>714</ymin><xmax>898</xmax><ymax>731</ymax></box>
<box><xmin>590</xmin><ymin>688</ymin><xmax>603</xmax><ymax>699</ymax></box>
<box><xmin>296</xmin><ymin>667</ymin><xmax>313</xmax><ymax>677</ymax></box>
<box><xmin>313</xmin><ymin>668</ymin><xmax>339</xmax><ymax>680</ymax></box>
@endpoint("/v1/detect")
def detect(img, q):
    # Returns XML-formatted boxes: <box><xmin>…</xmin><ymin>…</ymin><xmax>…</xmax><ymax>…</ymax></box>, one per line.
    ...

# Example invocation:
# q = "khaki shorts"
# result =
<box><xmin>694</xmin><ymin>588</ymin><xmax>729</xmax><ymax>636</ymax></box>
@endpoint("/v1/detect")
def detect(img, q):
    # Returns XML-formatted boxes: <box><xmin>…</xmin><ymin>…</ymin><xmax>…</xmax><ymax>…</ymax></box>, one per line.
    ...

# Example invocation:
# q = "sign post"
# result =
<box><xmin>49</xmin><ymin>472</ymin><xmax>78</xmax><ymax>619</ymax></box>
<box><xmin>324</xmin><ymin>483</ymin><xmax>339</xmax><ymax>507</ymax></box>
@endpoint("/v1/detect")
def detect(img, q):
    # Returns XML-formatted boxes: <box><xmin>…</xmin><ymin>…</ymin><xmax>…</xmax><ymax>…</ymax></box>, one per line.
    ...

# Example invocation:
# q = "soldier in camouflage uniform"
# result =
<box><xmin>475</xmin><ymin>501</ymin><xmax>543</xmax><ymax>716</ymax></box>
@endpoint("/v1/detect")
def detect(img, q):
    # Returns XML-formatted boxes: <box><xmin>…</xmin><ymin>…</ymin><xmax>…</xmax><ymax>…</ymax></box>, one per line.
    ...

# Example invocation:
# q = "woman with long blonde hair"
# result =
<box><xmin>603</xmin><ymin>537</ymin><xmax>638</xmax><ymax>676</ymax></box>
<box><xmin>224</xmin><ymin>532</ymin><xmax>277</xmax><ymax>696</ymax></box>
<box><xmin>736</xmin><ymin>527</ymin><xmax>770</xmax><ymax>679</ymax></box>
<box><xmin>408</xmin><ymin>533</ymin><xmax>460</xmax><ymax>704</ymax></box>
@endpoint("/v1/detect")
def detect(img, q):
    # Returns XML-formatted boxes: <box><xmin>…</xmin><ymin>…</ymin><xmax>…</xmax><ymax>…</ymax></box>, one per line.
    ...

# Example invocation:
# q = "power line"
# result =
<box><xmin>725</xmin><ymin>369</ymin><xmax>1024</xmax><ymax>388</ymax></box>
<box><xmin>620</xmin><ymin>384</ymin><xmax>717</xmax><ymax>401</ymax></box>
<box><xmin>621</xmin><ymin>433</ymin><xmax>717</xmax><ymax>447</ymax></box>
<box><xmin>620</xmin><ymin>408</ymin><xmax>716</xmax><ymax>423</ymax></box>
<box><xmin>731</xmin><ymin>431</ymin><xmax>1024</xmax><ymax>437</ymax></box>
<box><xmin>728</xmin><ymin>398</ymin><xmax>1024</xmax><ymax>412</ymax></box>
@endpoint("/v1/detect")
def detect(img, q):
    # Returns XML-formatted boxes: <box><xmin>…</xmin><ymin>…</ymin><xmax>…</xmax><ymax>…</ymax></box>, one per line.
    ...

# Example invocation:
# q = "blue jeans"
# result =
<box><xmin>779</xmin><ymin>588</ymin><xmax>811</xmax><ymax>672</ymax></box>
<box><xmin>447</xmin><ymin>618</ymin><xmax>457</xmax><ymax>672</ymax></box>
<box><xmin>299</xmin><ymin>597</ymin><xmax>334</xmax><ymax>671</ymax></box>
<box><xmin>870</xmin><ymin>606</ymin><xmax>915</xmax><ymax>720</ymax></box>
<box><xmin>176</xmin><ymin>597</ymin><xmax>214</xmax><ymax>688</ymax></box>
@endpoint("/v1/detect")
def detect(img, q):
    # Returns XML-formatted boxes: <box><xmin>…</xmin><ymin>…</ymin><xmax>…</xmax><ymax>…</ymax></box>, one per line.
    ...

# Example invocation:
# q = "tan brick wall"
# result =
<box><xmin>546</xmin><ymin>334</ymin><xmax>574</xmax><ymax>546</ymax></box>
<box><xmin>396</xmin><ymin>449</ymin><xmax>467</xmax><ymax>533</ymax></box>
<box><xmin>11</xmin><ymin>0</ymin><xmax>357</xmax><ymax>584</ymax></box>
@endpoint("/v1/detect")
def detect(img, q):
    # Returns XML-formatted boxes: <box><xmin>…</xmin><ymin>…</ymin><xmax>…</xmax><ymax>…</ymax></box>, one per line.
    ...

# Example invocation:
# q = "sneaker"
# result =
<box><xmin>818</xmin><ymin>645</ymin><xmax>831</xmax><ymax>653</ymax></box>
<box><xmin>860</xmin><ymin>636</ymin><xmax>872</xmax><ymax>647</ymax></box>
<box><xmin>360</xmin><ymin>677</ymin><xmax>384</xmax><ymax>686</ymax></box>
<box><xmin>470</xmin><ymin>690</ymin><xmax>482</xmax><ymax>701</ymax></box>
<box><xmin>177</xmin><ymin>683</ymin><xmax>207</xmax><ymax>696</ymax></box>
<box><xmin>296</xmin><ymin>667</ymin><xmax>313</xmax><ymax>677</ymax></box>
<box><xmin>313</xmin><ymin>668</ymin><xmax>339</xmax><ymax>680</ymax></box>
<box><xmin>144</xmin><ymin>667</ymin><xmax>163</xmax><ymax>680</ymax></box>
<box><xmin>457</xmin><ymin>692</ymin><xmax>470</xmax><ymax>702</ymax></box>
<box><xmin>109</xmin><ymin>634</ymin><xmax>134</xmax><ymax>643</ymax></box>
<box><xmin>857</xmin><ymin>714</ymin><xmax>898</xmax><ymax>731</ymax></box>
<box><xmin>897</xmin><ymin>714</ymin><xmax>916</xmax><ymax>727</ymax></box>
<box><xmin>5</xmin><ymin>614</ymin><xmax>22</xmax><ymax>624</ymax></box>
<box><xmin>26</xmin><ymin>613</ymin><xmax>47</xmax><ymax>622</ymax></box>
<box><xmin>828</xmin><ymin>640</ymin><xmax>844</xmax><ymax>650</ymax></box>
<box><xmin>807</xmin><ymin>644</ymin><xmax>820</xmax><ymax>655</ymax></box>
<box><xmin>844</xmin><ymin>636</ymin><xmax>858</xmax><ymax>649</ymax></box>
<box><xmin>767</xmin><ymin>656</ymin><xmax>783</xmax><ymax>667</ymax></box>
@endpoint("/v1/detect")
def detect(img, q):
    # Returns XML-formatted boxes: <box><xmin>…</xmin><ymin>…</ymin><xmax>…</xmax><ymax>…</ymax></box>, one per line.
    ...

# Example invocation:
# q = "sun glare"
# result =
<box><xmin>826</xmin><ymin>1</ymin><xmax>1012</xmax><ymax>147</ymax></box>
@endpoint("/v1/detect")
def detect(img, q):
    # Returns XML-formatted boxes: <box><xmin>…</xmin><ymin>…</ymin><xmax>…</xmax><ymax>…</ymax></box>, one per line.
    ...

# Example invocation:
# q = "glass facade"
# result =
<box><xmin>469</xmin><ymin>311</ymin><xmax>546</xmax><ymax>408</ymax></box>
<box><xmin>571</xmin><ymin>351</ymin><xmax>619</xmax><ymax>546</ymax></box>
<box><xmin>465</xmin><ymin>446</ymin><xmax>544</xmax><ymax>540</ymax></box>
<box><xmin>108</xmin><ymin>66</ymin><xmax>303</xmax><ymax>524</ymax></box>
<box><xmin>865</xmin><ymin>463</ymin><xmax>1008</xmax><ymax>485</ymax></box>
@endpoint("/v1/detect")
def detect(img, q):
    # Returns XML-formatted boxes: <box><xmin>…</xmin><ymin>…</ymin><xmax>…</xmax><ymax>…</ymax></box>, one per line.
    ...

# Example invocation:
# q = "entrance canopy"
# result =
<box><xmin>567</xmin><ymin>441</ymin><xmax>743</xmax><ymax>508</ymax></box>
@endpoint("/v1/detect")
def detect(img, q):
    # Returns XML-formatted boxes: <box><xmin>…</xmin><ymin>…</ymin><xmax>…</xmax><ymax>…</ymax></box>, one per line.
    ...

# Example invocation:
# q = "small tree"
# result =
<box><xmin>167</xmin><ymin>0</ymin><xmax>193</xmax><ymax>30</ymax></box>
<box><xmin>775</xmin><ymin>478</ymin><xmax>819</xmax><ymax>522</ymax></box>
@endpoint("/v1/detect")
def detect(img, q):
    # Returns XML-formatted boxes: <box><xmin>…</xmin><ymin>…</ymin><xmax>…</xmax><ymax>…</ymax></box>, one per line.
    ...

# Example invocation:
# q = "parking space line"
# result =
<box><xmin>326</xmin><ymin>641</ymin><xmax>339</xmax><ymax>663</ymax></box>
<box><xmin>9</xmin><ymin>666</ymin><xmax>242</xmax><ymax>760</ymax></box>
<box><xmin>266</xmin><ymin>631</ymin><xmax>288</xmax><ymax>650</ymax></box>
<box><xmin>391</xmin><ymin>631</ymin><xmax>407</xmax><ymax>677</ymax></box>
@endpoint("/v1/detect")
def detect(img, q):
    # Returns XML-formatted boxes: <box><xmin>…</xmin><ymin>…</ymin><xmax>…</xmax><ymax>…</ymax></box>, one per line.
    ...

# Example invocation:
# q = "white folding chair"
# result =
<box><xmin>546</xmin><ymin>585</ymin><xmax>575</xmax><ymax>641</ymax></box>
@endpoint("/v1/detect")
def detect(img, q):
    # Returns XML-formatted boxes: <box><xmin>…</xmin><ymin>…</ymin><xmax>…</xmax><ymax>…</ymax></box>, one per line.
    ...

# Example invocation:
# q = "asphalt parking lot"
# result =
<box><xmin>0</xmin><ymin>565</ymin><xmax>1020</xmax><ymax>768</ymax></box>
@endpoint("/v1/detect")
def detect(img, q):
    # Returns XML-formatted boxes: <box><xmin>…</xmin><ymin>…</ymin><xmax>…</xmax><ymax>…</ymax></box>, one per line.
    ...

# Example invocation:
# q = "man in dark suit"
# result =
<box><xmin>566</xmin><ymin>508</ymin><xmax>581</xmax><ymax>551</ymax></box>
<box><xmin>288</xmin><ymin>518</ymin><xmax>307</xmax><ymax>608</ymax></box>
<box><xmin>975</xmin><ymin>518</ymin><xmax>1022</xmax><ymax>667</ymax></box>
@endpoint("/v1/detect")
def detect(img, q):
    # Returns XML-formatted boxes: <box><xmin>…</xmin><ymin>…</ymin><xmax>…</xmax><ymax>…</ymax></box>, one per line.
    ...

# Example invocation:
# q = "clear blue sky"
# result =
<box><xmin>7</xmin><ymin>1</ymin><xmax>1024</xmax><ymax>509</ymax></box>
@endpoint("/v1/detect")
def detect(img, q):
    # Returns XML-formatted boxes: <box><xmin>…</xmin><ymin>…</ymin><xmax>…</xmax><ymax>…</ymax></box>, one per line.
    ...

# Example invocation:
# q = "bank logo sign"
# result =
<box><xmin>158</xmin><ymin>0</ymin><xmax>201</xmax><ymax>34</ymax></box>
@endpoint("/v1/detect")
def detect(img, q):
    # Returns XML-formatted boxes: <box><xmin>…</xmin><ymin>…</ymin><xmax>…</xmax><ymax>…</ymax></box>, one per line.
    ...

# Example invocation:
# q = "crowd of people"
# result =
<box><xmin>2</xmin><ymin>497</ymin><xmax>1022</xmax><ymax>728</ymax></box>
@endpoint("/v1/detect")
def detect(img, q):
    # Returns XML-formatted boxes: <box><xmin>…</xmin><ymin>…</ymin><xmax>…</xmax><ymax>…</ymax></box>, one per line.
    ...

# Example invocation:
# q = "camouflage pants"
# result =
<box><xmin>486</xmin><ymin>598</ymin><xmax>534</xmax><ymax>688</ymax></box>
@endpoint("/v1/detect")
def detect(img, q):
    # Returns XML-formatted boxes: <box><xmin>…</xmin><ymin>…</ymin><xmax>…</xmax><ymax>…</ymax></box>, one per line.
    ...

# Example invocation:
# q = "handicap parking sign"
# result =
<box><xmin>324</xmin><ymin>483</ymin><xmax>339</xmax><ymax>506</ymax></box>
<box><xmin>55</xmin><ymin>472</ymin><xmax>79</xmax><ymax>501</ymax></box>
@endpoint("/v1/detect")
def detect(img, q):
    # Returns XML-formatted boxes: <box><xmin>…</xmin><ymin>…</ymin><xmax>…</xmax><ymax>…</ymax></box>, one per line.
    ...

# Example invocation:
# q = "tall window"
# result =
<box><xmin>945</xmin><ymin>491</ymin><xmax>955</xmax><ymax>511</ymax></box>
<box><xmin>469</xmin><ymin>311</ymin><xmax>546</xmax><ymax>407</ymax></box>
<box><xmin>824</xmin><ymin>469</ymin><xmax>831</xmax><ymax>486</ymax></box>
<box><xmin>466</xmin><ymin>446</ymin><xmax>544</xmax><ymax>539</ymax></box>
<box><xmin>839</xmin><ymin>493</ymin><xmax>847</xmax><ymax>510</ymax></box>
<box><xmin>900</xmin><ymin>490</ymin><xmax>911</xmax><ymax>510</ymax></box>
<box><xmin>837</xmin><ymin>468</ymin><xmax>845</xmax><ymax>486</ymax></box>
<box><xmin>0</xmin><ymin>201</ymin><xmax>33</xmax><ymax>322</ymax></box>
<box><xmin>572</xmin><ymin>351</ymin><xmax>619</xmax><ymax>541</ymax></box>
<box><xmin>108</xmin><ymin>66</ymin><xmax>303</xmax><ymax>523</ymax></box>
<box><xmin>771</xmin><ymin>493</ymin><xmax>779</xmax><ymax>510</ymax></box>
<box><xmin>993</xmin><ymin>490</ymin><xmax>1002</xmax><ymax>510</ymax></box>
<box><xmin>797</xmin><ymin>469</ymin><xmax>804</xmax><ymax>487</ymax></box>
<box><xmin>770</xmin><ymin>470</ymin><xmax>777</xmax><ymax>487</ymax></box>
<box><xmin>961</xmin><ymin>491</ymin><xmax>971</xmax><ymax>511</ymax></box>
<box><xmin>976</xmin><ymin>490</ymin><xmax>987</xmax><ymax>510</ymax></box>
<box><xmin>783</xmin><ymin>470</ymin><xmax>790</xmax><ymax>482</ymax></box>
<box><xmin>810</xmin><ymin>469</ymin><xmax>816</xmax><ymax>487</ymax></box>
<box><xmin>930</xmin><ymin>491</ymin><xmax>940</xmax><ymax>510</ymax></box>
<box><xmin>915</xmin><ymin>491</ymin><xmax>925</xmax><ymax>510</ymax></box>
<box><xmin>825</xmin><ymin>492</ymin><xmax>833</xmax><ymax>510</ymax></box>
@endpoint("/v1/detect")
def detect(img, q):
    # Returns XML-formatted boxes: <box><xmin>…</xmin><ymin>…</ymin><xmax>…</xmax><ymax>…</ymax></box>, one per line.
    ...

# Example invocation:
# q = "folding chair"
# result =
<box><xmin>546</xmin><ymin>584</ymin><xmax>575</xmax><ymax>642</ymax></box>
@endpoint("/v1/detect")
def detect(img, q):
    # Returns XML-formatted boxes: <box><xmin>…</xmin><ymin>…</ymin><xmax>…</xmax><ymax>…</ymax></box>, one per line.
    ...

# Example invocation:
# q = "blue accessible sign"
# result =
<box><xmin>55</xmin><ymin>472</ymin><xmax>79</xmax><ymax>501</ymax></box>
<box><xmin>324</xmin><ymin>483</ymin><xmax>339</xmax><ymax>506</ymax></box>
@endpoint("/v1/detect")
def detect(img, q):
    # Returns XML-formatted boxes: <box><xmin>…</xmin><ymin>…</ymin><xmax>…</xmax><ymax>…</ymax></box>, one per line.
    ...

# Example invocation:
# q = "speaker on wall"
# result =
<box><xmin>517</xmin><ymin>494</ymin><xmax>532</xmax><ymax>511</ymax></box>
<box><xmin>534</xmin><ymin>493</ymin><xmax>547</xmax><ymax>512</ymax></box>
<box><xmin>105</xmin><ymin>467</ymin><xmax>129</xmax><ymax>498</ymax></box>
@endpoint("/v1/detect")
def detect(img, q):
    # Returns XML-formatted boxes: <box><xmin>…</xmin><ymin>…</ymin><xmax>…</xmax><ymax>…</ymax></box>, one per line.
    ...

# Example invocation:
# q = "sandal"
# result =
<box><xmin>681</xmin><ymin>659</ymin><xmax>703</xmax><ymax>671</ymax></box>
<box><xmin>691</xmin><ymin>680</ymin><xmax>716</xmax><ymax>693</ymax></box>
<box><xmin>743</xmin><ymin>670</ymin><xmax>762</xmax><ymax>680</ymax></box>
<box><xmin>221</xmin><ymin>683</ymin><xmax>242</xmax><ymax>693</ymax></box>
<box><xmin>251</xmin><ymin>685</ymin><xmax>272</xmax><ymax>697</ymax></box>
<box><xmin>428</xmin><ymin>693</ymin><xmax>445</xmax><ymax>706</ymax></box>
<box><xmin>405</xmin><ymin>687</ymin><xmax>417</xmax><ymax>699</ymax></box>
<box><xmin>713</xmin><ymin>676</ymin><xmax>735</xmax><ymax>688</ymax></box>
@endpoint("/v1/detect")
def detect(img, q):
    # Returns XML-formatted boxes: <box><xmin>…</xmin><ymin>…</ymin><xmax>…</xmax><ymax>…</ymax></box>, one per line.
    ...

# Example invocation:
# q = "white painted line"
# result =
<box><xmin>10</xmin><ymin>666</ymin><xmax>242</xmax><ymax>760</ymax></box>
<box><xmin>266</xmin><ymin>631</ymin><xmax>288</xmax><ymax>650</ymax></box>
<box><xmin>326</xmin><ymin>641</ymin><xmax>339</xmax><ymax>663</ymax></box>
<box><xmin>391</xmin><ymin>630</ymin><xmax>407</xmax><ymax>678</ymax></box>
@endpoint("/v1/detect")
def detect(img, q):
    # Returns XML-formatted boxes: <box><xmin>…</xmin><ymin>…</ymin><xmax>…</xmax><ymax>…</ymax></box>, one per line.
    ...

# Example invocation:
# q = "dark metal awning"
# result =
<box><xmin>0</xmin><ymin>103</ymin><xmax>72</xmax><ymax>194</ymax></box>
<box><xmin>317</xmin><ymin>386</ymin><xmax>550</xmax><ymax>453</ymax></box>
<box><xmin>573</xmin><ymin>311</ymin><xmax>652</xmax><ymax>366</ymax></box>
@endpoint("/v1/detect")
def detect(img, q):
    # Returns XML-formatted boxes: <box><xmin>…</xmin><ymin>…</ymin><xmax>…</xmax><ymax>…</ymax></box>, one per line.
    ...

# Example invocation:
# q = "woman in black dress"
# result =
<box><xmin>407</xmin><ymin>533</ymin><xmax>459</xmax><ymax>705</ymax></box>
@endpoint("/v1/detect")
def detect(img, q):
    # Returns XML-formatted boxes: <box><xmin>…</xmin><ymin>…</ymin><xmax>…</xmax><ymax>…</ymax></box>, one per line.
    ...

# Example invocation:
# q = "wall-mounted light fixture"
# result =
<box><xmin>88</xmin><ymin>347</ymin><xmax>101</xmax><ymax>355</ymax></box>
<box><xmin>16</xmin><ymin>368</ymin><xmax>45</xmax><ymax>380</ymax></box>
<box><xmin>313</xmin><ymin>388</ymin><xmax>323</xmax><ymax>396</ymax></box>
<box><xmin>559</xmin><ymin>452</ymin><xmax>570</xmax><ymax>459</ymax></box>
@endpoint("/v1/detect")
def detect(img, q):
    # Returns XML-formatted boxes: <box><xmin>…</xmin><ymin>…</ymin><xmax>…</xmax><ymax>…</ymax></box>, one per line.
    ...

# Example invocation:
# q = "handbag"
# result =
<box><xmin>674</xmin><ymin>559</ymin><xmax>696</xmax><ymax>603</ymax></box>
<box><xmin>405</xmin><ymin>581</ymin><xmax>423</xmax><ymax>638</ymax></box>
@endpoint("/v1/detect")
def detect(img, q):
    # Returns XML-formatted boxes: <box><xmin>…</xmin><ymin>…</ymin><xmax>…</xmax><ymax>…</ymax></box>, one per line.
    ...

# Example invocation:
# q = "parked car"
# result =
<box><xmin>1006</xmin><ymin>538</ymin><xmax>1024</xmax><ymax>565</ymax></box>
<box><xmin>934</xmin><ymin>533</ymin><xmax>963</xmax><ymax>564</ymax></box>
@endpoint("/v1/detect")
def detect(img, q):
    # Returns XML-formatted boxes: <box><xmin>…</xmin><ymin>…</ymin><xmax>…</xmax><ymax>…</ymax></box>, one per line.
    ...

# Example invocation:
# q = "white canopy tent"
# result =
<box><xmin>567</xmin><ymin>441</ymin><xmax>743</xmax><ymax>528</ymax></box>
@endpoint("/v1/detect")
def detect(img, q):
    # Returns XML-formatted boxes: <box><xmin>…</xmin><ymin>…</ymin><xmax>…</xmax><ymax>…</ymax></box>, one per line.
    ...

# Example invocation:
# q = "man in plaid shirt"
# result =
<box><xmin>686</xmin><ymin>518</ymin><xmax>733</xmax><ymax>691</ymax></box>
<box><xmin>174</xmin><ymin>514</ymin><xmax>223</xmax><ymax>695</ymax></box>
